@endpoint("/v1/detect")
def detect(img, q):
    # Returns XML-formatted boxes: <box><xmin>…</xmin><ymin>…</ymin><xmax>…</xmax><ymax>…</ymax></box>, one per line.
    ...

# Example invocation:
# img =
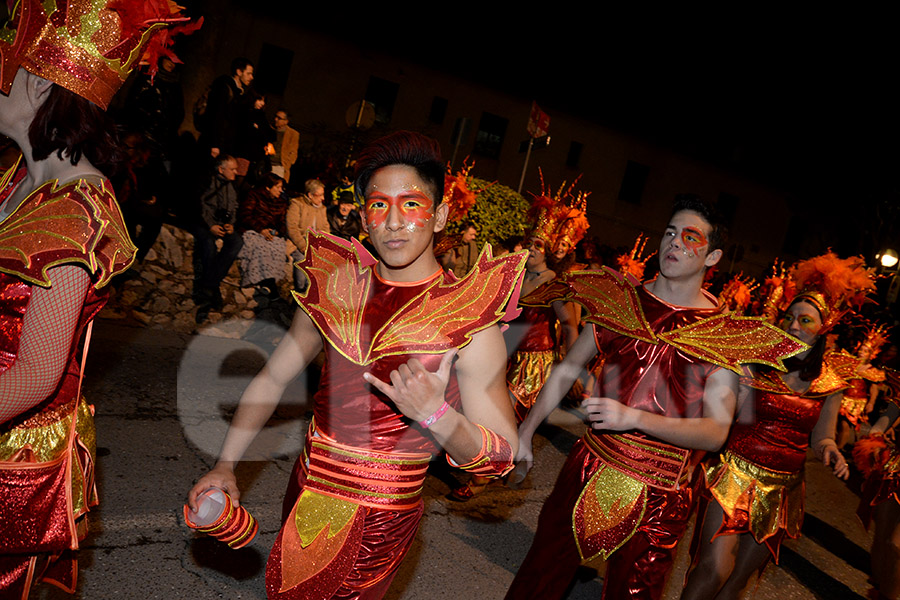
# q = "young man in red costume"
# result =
<box><xmin>188</xmin><ymin>131</ymin><xmax>523</xmax><ymax>600</ymax></box>
<box><xmin>505</xmin><ymin>196</ymin><xmax>803</xmax><ymax>600</ymax></box>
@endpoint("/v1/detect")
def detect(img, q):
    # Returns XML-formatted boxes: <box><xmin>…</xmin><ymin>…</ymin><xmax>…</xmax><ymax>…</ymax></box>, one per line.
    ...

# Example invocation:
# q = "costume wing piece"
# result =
<box><xmin>657</xmin><ymin>314</ymin><xmax>808</xmax><ymax>374</ymax></box>
<box><xmin>825</xmin><ymin>349</ymin><xmax>859</xmax><ymax>380</ymax></box>
<box><xmin>517</xmin><ymin>278</ymin><xmax>569</xmax><ymax>307</ymax></box>
<box><xmin>564</xmin><ymin>268</ymin><xmax>657</xmax><ymax>343</ymax></box>
<box><xmin>369</xmin><ymin>246</ymin><xmax>526</xmax><ymax>363</ymax></box>
<box><xmin>87</xmin><ymin>180</ymin><xmax>138</xmax><ymax>287</ymax></box>
<box><xmin>0</xmin><ymin>180</ymin><xmax>104</xmax><ymax>287</ymax></box>
<box><xmin>293</xmin><ymin>232</ymin><xmax>373</xmax><ymax>364</ymax></box>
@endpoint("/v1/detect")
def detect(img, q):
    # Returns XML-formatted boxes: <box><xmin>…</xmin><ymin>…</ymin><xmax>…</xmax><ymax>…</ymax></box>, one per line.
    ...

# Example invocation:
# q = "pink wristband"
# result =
<box><xmin>419</xmin><ymin>401</ymin><xmax>451</xmax><ymax>428</ymax></box>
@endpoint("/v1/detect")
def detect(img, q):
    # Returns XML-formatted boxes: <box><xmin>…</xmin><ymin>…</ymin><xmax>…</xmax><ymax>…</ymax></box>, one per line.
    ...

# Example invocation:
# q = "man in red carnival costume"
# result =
<box><xmin>0</xmin><ymin>1</ymin><xmax>195</xmax><ymax>597</ymax></box>
<box><xmin>188</xmin><ymin>131</ymin><xmax>524</xmax><ymax>600</ymax></box>
<box><xmin>505</xmin><ymin>195</ymin><xmax>805</xmax><ymax>600</ymax></box>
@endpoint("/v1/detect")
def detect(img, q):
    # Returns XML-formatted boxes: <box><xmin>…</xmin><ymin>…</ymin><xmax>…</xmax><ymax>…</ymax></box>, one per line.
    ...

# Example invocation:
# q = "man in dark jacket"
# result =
<box><xmin>194</xmin><ymin>155</ymin><xmax>243</xmax><ymax>321</ymax></box>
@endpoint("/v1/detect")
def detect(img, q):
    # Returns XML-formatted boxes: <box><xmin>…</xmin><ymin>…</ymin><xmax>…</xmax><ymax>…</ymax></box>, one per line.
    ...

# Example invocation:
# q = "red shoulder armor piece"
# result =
<box><xmin>0</xmin><ymin>177</ymin><xmax>136</xmax><ymax>288</ymax></box>
<box><xmin>518</xmin><ymin>278</ymin><xmax>569</xmax><ymax>308</ymax></box>
<box><xmin>825</xmin><ymin>349</ymin><xmax>860</xmax><ymax>380</ymax></box>
<box><xmin>294</xmin><ymin>233</ymin><xmax>526</xmax><ymax>365</ymax></box>
<box><xmin>658</xmin><ymin>314</ymin><xmax>809</xmax><ymax>374</ymax></box>
<box><xmin>742</xmin><ymin>356</ymin><xmax>849</xmax><ymax>396</ymax></box>
<box><xmin>563</xmin><ymin>267</ymin><xmax>657</xmax><ymax>343</ymax></box>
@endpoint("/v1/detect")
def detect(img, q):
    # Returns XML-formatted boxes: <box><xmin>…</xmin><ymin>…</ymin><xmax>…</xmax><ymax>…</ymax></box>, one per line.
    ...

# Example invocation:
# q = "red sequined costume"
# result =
<box><xmin>506</xmin><ymin>284</ymin><xmax>723</xmax><ymax>600</ymax></box>
<box><xmin>856</xmin><ymin>394</ymin><xmax>900</xmax><ymax>529</ymax></box>
<box><xmin>265</xmin><ymin>233</ymin><xmax>521</xmax><ymax>600</ymax></box>
<box><xmin>695</xmin><ymin>363</ymin><xmax>847</xmax><ymax>562</ymax></box>
<box><xmin>507</xmin><ymin>302</ymin><xmax>559</xmax><ymax>423</ymax></box>
<box><xmin>840</xmin><ymin>368</ymin><xmax>883</xmax><ymax>429</ymax></box>
<box><xmin>0</xmin><ymin>160</ymin><xmax>135</xmax><ymax>598</ymax></box>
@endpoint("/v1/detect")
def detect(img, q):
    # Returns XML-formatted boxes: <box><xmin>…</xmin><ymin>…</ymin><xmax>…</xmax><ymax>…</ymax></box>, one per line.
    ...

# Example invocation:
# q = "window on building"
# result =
<box><xmin>782</xmin><ymin>215</ymin><xmax>807</xmax><ymax>255</ymax></box>
<box><xmin>429</xmin><ymin>96</ymin><xmax>448</xmax><ymax>125</ymax></box>
<box><xmin>717</xmin><ymin>192</ymin><xmax>739</xmax><ymax>228</ymax></box>
<box><xmin>256</xmin><ymin>43</ymin><xmax>294</xmax><ymax>96</ymax></box>
<box><xmin>566</xmin><ymin>141</ymin><xmax>583</xmax><ymax>169</ymax></box>
<box><xmin>473</xmin><ymin>112</ymin><xmax>508</xmax><ymax>159</ymax></box>
<box><xmin>618</xmin><ymin>160</ymin><xmax>650</xmax><ymax>205</ymax></box>
<box><xmin>365</xmin><ymin>77</ymin><xmax>399</xmax><ymax>125</ymax></box>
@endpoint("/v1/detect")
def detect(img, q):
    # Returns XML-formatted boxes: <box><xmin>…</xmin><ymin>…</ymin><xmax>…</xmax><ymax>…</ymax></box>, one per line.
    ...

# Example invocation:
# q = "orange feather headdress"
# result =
<box><xmin>526</xmin><ymin>170</ymin><xmax>590</xmax><ymax>254</ymax></box>
<box><xmin>786</xmin><ymin>251</ymin><xmax>876</xmax><ymax>331</ymax></box>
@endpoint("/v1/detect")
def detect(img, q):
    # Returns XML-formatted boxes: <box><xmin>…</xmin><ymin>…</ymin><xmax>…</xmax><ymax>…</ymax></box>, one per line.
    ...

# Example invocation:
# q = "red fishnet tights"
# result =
<box><xmin>0</xmin><ymin>265</ymin><xmax>91</xmax><ymax>424</ymax></box>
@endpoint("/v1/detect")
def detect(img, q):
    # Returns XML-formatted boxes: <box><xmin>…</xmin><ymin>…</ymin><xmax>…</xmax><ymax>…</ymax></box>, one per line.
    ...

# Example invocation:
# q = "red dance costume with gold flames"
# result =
<box><xmin>696</xmin><ymin>363</ymin><xmax>847</xmax><ymax>561</ymax></box>
<box><xmin>265</xmin><ymin>232</ymin><xmax>522</xmax><ymax>600</ymax></box>
<box><xmin>507</xmin><ymin>284</ymin><xmax>721</xmax><ymax>600</ymax></box>
<box><xmin>506</xmin><ymin>302</ymin><xmax>558</xmax><ymax>423</ymax></box>
<box><xmin>0</xmin><ymin>160</ymin><xmax>135</xmax><ymax>598</ymax></box>
<box><xmin>505</xmin><ymin>267</ymin><xmax>802</xmax><ymax>600</ymax></box>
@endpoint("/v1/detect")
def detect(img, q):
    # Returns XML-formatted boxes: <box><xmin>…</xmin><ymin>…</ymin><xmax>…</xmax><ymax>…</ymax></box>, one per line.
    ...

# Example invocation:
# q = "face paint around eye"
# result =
<box><xmin>364</xmin><ymin>191</ymin><xmax>434</xmax><ymax>230</ymax></box>
<box><xmin>680</xmin><ymin>226</ymin><xmax>709</xmax><ymax>257</ymax></box>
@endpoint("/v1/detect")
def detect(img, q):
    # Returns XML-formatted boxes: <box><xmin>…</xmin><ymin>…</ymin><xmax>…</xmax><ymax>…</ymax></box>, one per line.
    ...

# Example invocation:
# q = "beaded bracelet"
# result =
<box><xmin>419</xmin><ymin>401</ymin><xmax>451</xmax><ymax>428</ymax></box>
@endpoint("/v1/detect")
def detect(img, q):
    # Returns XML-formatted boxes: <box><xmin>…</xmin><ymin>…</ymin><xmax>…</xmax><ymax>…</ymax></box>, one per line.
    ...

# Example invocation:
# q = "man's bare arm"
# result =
<box><xmin>584</xmin><ymin>367</ymin><xmax>738</xmax><ymax>452</ymax></box>
<box><xmin>516</xmin><ymin>326</ymin><xmax>600</xmax><ymax>468</ymax></box>
<box><xmin>187</xmin><ymin>309</ymin><xmax>323</xmax><ymax>509</ymax></box>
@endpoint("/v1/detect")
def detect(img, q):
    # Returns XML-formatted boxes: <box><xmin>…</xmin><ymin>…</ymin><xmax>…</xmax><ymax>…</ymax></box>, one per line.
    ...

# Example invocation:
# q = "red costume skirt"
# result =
<box><xmin>0</xmin><ymin>398</ymin><xmax>97</xmax><ymax>599</ymax></box>
<box><xmin>695</xmin><ymin>451</ymin><xmax>804</xmax><ymax>562</ymax></box>
<box><xmin>504</xmin><ymin>433</ymin><xmax>695</xmax><ymax>600</ymax></box>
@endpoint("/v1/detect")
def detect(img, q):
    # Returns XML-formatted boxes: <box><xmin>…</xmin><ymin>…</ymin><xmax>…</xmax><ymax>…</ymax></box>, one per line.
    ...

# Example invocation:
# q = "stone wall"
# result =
<box><xmin>99</xmin><ymin>224</ymin><xmax>294</xmax><ymax>336</ymax></box>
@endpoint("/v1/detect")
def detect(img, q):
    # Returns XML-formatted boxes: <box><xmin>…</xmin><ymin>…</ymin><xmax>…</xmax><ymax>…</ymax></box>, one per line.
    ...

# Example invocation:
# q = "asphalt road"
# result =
<box><xmin>31</xmin><ymin>317</ymin><xmax>876</xmax><ymax>599</ymax></box>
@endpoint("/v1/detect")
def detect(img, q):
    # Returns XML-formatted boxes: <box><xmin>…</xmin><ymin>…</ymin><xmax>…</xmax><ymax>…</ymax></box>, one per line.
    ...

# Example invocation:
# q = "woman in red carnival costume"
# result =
<box><xmin>836</xmin><ymin>324</ymin><xmax>887</xmax><ymax>449</ymax></box>
<box><xmin>855</xmin><ymin>390</ymin><xmax>900</xmax><ymax>600</ymax></box>
<box><xmin>0</xmin><ymin>1</ymin><xmax>195</xmax><ymax>596</ymax></box>
<box><xmin>682</xmin><ymin>251</ymin><xmax>875</xmax><ymax>600</ymax></box>
<box><xmin>188</xmin><ymin>131</ymin><xmax>523</xmax><ymax>600</ymax></box>
<box><xmin>449</xmin><ymin>177</ymin><xmax>585</xmax><ymax>500</ymax></box>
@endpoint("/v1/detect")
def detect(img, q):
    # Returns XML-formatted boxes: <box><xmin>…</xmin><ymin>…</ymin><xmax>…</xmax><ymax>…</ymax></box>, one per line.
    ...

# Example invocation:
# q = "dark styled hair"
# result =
<box><xmin>670</xmin><ymin>194</ymin><xmax>728</xmax><ymax>252</ymax></box>
<box><xmin>28</xmin><ymin>84</ymin><xmax>122</xmax><ymax>172</ymax></box>
<box><xmin>230</xmin><ymin>57</ymin><xmax>252</xmax><ymax>75</ymax></box>
<box><xmin>354</xmin><ymin>131</ymin><xmax>444</xmax><ymax>205</ymax></box>
<box><xmin>259</xmin><ymin>171</ymin><xmax>285</xmax><ymax>190</ymax></box>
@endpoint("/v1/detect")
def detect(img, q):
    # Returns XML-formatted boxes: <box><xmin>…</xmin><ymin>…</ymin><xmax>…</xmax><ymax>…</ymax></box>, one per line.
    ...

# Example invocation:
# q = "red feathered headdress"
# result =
<box><xmin>526</xmin><ymin>170</ymin><xmax>590</xmax><ymax>254</ymax></box>
<box><xmin>786</xmin><ymin>251</ymin><xmax>876</xmax><ymax>331</ymax></box>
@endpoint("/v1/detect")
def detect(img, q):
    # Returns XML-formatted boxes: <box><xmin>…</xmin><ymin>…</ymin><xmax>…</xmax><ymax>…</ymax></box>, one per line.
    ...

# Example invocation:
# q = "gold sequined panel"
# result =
<box><xmin>706</xmin><ymin>451</ymin><xmax>804</xmax><ymax>543</ymax></box>
<box><xmin>0</xmin><ymin>398</ymin><xmax>95</xmax><ymax>517</ymax></box>
<box><xmin>507</xmin><ymin>349</ymin><xmax>556</xmax><ymax>410</ymax></box>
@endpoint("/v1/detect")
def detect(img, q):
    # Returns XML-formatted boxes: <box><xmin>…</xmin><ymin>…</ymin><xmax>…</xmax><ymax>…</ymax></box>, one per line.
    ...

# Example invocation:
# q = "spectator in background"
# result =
<box><xmin>194</xmin><ymin>155</ymin><xmax>243</xmax><ymax>322</ymax></box>
<box><xmin>237</xmin><ymin>172</ymin><xmax>289</xmax><ymax>300</ymax></box>
<box><xmin>327</xmin><ymin>191</ymin><xmax>362</xmax><ymax>241</ymax></box>
<box><xmin>199</xmin><ymin>57</ymin><xmax>254</xmax><ymax>165</ymax></box>
<box><xmin>272</xmin><ymin>109</ymin><xmax>299</xmax><ymax>184</ymax></box>
<box><xmin>286</xmin><ymin>178</ymin><xmax>330</xmax><ymax>292</ymax></box>
<box><xmin>331</xmin><ymin>167</ymin><xmax>355</xmax><ymax>205</ymax></box>
<box><xmin>122</xmin><ymin>55</ymin><xmax>184</xmax><ymax>166</ymax></box>
<box><xmin>448</xmin><ymin>222</ymin><xmax>479</xmax><ymax>278</ymax></box>
<box><xmin>236</xmin><ymin>91</ymin><xmax>274</xmax><ymax>188</ymax></box>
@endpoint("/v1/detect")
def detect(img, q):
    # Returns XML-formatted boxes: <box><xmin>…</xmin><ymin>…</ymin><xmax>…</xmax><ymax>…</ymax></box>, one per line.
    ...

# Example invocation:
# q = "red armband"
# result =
<box><xmin>446</xmin><ymin>424</ymin><xmax>514</xmax><ymax>478</ymax></box>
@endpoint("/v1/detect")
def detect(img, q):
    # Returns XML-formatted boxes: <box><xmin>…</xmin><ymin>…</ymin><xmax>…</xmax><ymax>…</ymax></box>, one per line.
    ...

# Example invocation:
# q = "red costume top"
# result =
<box><xmin>515</xmin><ymin>304</ymin><xmax>557</xmax><ymax>352</ymax></box>
<box><xmin>0</xmin><ymin>159</ymin><xmax>135</xmax><ymax>598</ymax></box>
<box><xmin>700</xmin><ymin>363</ymin><xmax>847</xmax><ymax>560</ymax></box>
<box><xmin>266</xmin><ymin>233</ymin><xmax>524</xmax><ymax>600</ymax></box>
<box><xmin>505</xmin><ymin>269</ymin><xmax>804</xmax><ymax>600</ymax></box>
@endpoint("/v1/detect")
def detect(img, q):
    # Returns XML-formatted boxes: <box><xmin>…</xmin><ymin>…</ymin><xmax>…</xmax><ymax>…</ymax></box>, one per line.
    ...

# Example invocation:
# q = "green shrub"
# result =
<box><xmin>444</xmin><ymin>176</ymin><xmax>530</xmax><ymax>248</ymax></box>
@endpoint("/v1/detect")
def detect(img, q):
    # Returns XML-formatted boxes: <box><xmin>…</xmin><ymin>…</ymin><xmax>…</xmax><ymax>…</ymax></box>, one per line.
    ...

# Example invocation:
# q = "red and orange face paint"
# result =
<box><xmin>364</xmin><ymin>188</ymin><xmax>434</xmax><ymax>231</ymax></box>
<box><xmin>680</xmin><ymin>226</ymin><xmax>708</xmax><ymax>258</ymax></box>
